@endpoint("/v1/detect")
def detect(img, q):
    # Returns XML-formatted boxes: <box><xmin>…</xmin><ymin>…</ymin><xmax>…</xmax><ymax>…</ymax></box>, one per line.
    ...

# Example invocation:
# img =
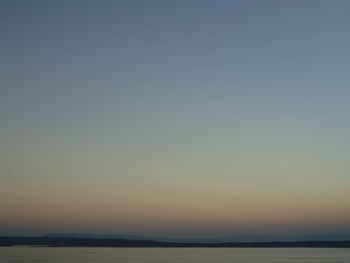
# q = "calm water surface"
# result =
<box><xmin>1</xmin><ymin>247</ymin><xmax>350</xmax><ymax>263</ymax></box>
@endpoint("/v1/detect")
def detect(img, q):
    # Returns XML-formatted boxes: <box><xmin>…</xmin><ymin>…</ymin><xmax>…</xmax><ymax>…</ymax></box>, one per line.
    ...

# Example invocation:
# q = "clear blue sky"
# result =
<box><xmin>1</xmin><ymin>0</ymin><xmax>350</xmax><ymax>237</ymax></box>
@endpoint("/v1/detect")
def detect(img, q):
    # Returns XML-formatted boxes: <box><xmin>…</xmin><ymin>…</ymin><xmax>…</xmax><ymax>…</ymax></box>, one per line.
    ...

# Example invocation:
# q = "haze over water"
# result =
<box><xmin>1</xmin><ymin>248</ymin><xmax>350</xmax><ymax>263</ymax></box>
<box><xmin>1</xmin><ymin>0</ymin><xmax>350</xmax><ymax>238</ymax></box>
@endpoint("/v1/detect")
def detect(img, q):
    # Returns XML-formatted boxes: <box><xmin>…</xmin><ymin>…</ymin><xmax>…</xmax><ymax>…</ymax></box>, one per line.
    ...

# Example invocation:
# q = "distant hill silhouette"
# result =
<box><xmin>43</xmin><ymin>232</ymin><xmax>350</xmax><ymax>243</ymax></box>
<box><xmin>1</xmin><ymin>236</ymin><xmax>350</xmax><ymax>247</ymax></box>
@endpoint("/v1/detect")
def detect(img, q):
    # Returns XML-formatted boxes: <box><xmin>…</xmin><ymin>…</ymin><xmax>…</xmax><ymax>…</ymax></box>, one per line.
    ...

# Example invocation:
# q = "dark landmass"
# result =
<box><xmin>43</xmin><ymin>232</ymin><xmax>350</xmax><ymax>243</ymax></box>
<box><xmin>1</xmin><ymin>236</ymin><xmax>350</xmax><ymax>247</ymax></box>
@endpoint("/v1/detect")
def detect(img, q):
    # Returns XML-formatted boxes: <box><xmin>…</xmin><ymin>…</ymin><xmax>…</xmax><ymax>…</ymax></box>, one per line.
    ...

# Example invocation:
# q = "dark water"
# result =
<box><xmin>1</xmin><ymin>247</ymin><xmax>350</xmax><ymax>262</ymax></box>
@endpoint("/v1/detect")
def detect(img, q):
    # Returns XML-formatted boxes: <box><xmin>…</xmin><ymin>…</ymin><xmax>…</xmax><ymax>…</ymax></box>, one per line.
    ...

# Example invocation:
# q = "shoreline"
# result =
<box><xmin>1</xmin><ymin>237</ymin><xmax>350</xmax><ymax>248</ymax></box>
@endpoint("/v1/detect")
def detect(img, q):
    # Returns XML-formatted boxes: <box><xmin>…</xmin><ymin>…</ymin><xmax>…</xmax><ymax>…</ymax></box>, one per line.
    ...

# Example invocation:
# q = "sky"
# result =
<box><xmin>1</xmin><ymin>0</ymin><xmax>350</xmax><ymax>238</ymax></box>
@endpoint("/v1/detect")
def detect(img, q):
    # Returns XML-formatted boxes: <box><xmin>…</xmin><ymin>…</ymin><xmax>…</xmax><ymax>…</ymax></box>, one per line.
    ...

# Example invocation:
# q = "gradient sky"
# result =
<box><xmin>1</xmin><ymin>0</ymin><xmax>350</xmax><ymax>237</ymax></box>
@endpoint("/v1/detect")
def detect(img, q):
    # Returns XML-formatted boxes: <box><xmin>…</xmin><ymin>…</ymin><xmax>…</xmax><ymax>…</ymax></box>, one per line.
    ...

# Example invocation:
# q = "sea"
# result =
<box><xmin>1</xmin><ymin>247</ymin><xmax>350</xmax><ymax>263</ymax></box>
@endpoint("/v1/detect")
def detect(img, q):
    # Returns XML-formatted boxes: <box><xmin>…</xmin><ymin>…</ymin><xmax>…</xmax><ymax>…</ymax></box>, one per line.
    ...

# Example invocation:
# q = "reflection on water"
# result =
<box><xmin>1</xmin><ymin>247</ymin><xmax>350</xmax><ymax>263</ymax></box>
